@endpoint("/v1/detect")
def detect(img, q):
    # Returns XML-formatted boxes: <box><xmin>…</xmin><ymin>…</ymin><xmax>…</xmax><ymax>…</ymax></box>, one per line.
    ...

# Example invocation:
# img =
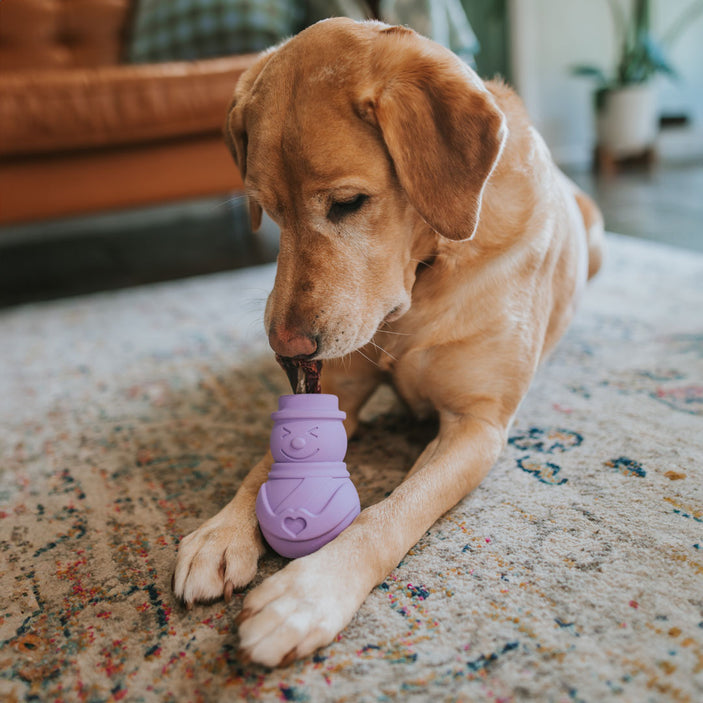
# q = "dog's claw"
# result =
<box><xmin>224</xmin><ymin>581</ymin><xmax>234</xmax><ymax>603</ymax></box>
<box><xmin>235</xmin><ymin>608</ymin><xmax>252</xmax><ymax>626</ymax></box>
<box><xmin>279</xmin><ymin>648</ymin><xmax>299</xmax><ymax>668</ymax></box>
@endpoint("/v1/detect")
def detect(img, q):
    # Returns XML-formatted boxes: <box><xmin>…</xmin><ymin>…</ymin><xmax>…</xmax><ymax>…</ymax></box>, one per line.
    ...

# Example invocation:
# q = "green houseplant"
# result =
<box><xmin>572</xmin><ymin>0</ymin><xmax>703</xmax><ymax>157</ymax></box>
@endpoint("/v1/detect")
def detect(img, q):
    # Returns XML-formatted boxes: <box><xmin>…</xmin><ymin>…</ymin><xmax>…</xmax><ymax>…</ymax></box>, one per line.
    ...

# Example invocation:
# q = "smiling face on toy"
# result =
<box><xmin>270</xmin><ymin>412</ymin><xmax>348</xmax><ymax>464</ymax></box>
<box><xmin>279</xmin><ymin>422</ymin><xmax>321</xmax><ymax>461</ymax></box>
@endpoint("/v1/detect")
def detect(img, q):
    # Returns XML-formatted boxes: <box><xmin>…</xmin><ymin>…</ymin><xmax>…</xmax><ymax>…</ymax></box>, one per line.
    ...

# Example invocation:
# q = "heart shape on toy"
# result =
<box><xmin>283</xmin><ymin>517</ymin><xmax>307</xmax><ymax>536</ymax></box>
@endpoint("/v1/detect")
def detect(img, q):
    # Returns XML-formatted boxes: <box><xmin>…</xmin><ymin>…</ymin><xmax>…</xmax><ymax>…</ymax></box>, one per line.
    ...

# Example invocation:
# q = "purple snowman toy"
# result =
<box><xmin>256</xmin><ymin>393</ymin><xmax>361</xmax><ymax>558</ymax></box>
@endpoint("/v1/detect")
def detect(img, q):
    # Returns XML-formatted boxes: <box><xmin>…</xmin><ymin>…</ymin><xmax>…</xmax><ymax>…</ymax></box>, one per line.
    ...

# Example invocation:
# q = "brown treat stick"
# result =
<box><xmin>275</xmin><ymin>355</ymin><xmax>322</xmax><ymax>394</ymax></box>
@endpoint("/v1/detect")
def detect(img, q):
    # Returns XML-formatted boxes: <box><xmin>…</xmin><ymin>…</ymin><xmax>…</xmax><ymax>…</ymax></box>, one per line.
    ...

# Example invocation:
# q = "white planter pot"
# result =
<box><xmin>597</xmin><ymin>83</ymin><xmax>658</xmax><ymax>157</ymax></box>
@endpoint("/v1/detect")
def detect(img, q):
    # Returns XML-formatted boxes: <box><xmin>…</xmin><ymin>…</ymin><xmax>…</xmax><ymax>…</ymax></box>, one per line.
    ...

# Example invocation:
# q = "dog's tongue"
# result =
<box><xmin>275</xmin><ymin>355</ymin><xmax>322</xmax><ymax>394</ymax></box>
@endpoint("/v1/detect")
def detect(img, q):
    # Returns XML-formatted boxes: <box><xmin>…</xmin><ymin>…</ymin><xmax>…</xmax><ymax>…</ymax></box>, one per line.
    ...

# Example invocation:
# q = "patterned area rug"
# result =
<box><xmin>1</xmin><ymin>233</ymin><xmax>702</xmax><ymax>702</ymax></box>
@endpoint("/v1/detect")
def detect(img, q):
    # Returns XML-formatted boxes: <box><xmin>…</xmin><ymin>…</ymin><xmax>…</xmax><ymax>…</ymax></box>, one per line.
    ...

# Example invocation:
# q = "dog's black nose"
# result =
<box><xmin>268</xmin><ymin>326</ymin><xmax>318</xmax><ymax>358</ymax></box>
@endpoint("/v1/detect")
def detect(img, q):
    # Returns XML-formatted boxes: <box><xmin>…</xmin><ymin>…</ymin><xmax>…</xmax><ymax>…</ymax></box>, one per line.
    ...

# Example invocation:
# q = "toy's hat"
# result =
<box><xmin>271</xmin><ymin>394</ymin><xmax>346</xmax><ymax>421</ymax></box>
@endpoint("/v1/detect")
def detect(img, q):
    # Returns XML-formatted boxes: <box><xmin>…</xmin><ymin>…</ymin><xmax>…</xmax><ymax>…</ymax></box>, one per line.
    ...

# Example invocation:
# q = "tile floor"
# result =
<box><xmin>565</xmin><ymin>160</ymin><xmax>703</xmax><ymax>254</ymax></box>
<box><xmin>0</xmin><ymin>160</ymin><xmax>701</xmax><ymax>308</ymax></box>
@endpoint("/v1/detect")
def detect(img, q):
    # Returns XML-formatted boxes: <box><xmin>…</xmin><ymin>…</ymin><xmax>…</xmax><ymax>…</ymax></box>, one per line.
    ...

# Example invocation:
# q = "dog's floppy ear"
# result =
<box><xmin>224</xmin><ymin>115</ymin><xmax>263</xmax><ymax>232</ymax></box>
<box><xmin>360</xmin><ymin>27</ymin><xmax>507</xmax><ymax>241</ymax></box>
<box><xmin>224</xmin><ymin>50</ymin><xmax>277</xmax><ymax>232</ymax></box>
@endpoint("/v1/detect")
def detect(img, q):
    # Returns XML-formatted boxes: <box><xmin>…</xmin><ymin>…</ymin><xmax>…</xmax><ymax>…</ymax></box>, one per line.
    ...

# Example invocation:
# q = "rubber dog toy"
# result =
<box><xmin>255</xmin><ymin>393</ymin><xmax>361</xmax><ymax>558</ymax></box>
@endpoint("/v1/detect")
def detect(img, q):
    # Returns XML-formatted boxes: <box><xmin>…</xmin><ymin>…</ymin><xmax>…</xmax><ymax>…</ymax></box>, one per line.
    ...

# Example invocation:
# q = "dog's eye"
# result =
<box><xmin>327</xmin><ymin>194</ymin><xmax>368</xmax><ymax>222</ymax></box>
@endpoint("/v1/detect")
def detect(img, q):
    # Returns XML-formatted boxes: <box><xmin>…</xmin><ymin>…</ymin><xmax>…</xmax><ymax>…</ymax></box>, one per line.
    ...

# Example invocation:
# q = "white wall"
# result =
<box><xmin>509</xmin><ymin>0</ymin><xmax>703</xmax><ymax>168</ymax></box>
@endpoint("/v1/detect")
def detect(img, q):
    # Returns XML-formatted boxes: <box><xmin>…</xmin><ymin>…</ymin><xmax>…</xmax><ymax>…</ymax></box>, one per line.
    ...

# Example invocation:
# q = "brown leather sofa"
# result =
<box><xmin>0</xmin><ymin>0</ymin><xmax>257</xmax><ymax>226</ymax></box>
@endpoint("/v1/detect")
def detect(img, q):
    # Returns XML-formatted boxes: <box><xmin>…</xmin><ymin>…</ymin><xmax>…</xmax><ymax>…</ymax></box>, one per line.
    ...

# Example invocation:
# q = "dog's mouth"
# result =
<box><xmin>276</xmin><ymin>355</ymin><xmax>322</xmax><ymax>394</ymax></box>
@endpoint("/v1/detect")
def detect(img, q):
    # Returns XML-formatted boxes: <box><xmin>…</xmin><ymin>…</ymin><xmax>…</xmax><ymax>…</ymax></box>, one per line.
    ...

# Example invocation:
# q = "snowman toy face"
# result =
<box><xmin>271</xmin><ymin>415</ymin><xmax>347</xmax><ymax>463</ymax></box>
<box><xmin>269</xmin><ymin>394</ymin><xmax>348</xmax><ymax>464</ymax></box>
<box><xmin>278</xmin><ymin>422</ymin><xmax>322</xmax><ymax>461</ymax></box>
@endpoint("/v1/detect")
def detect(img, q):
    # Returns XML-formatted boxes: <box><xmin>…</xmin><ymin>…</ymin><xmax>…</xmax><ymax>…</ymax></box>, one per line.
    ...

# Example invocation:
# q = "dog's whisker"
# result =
<box><xmin>369</xmin><ymin>339</ymin><xmax>397</xmax><ymax>362</ymax></box>
<box><xmin>243</xmin><ymin>294</ymin><xmax>268</xmax><ymax>309</ymax></box>
<box><xmin>207</xmin><ymin>193</ymin><xmax>249</xmax><ymax>212</ymax></box>
<box><xmin>225</xmin><ymin>193</ymin><xmax>249</xmax><ymax>207</ymax></box>
<box><xmin>354</xmin><ymin>348</ymin><xmax>381</xmax><ymax>368</ymax></box>
<box><xmin>377</xmin><ymin>320</ymin><xmax>411</xmax><ymax>336</ymax></box>
<box><xmin>376</xmin><ymin>327</ymin><xmax>411</xmax><ymax>336</ymax></box>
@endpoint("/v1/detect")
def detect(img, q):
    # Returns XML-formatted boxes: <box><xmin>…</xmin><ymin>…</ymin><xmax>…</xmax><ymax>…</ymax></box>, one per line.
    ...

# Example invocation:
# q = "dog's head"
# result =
<box><xmin>225</xmin><ymin>18</ymin><xmax>507</xmax><ymax>360</ymax></box>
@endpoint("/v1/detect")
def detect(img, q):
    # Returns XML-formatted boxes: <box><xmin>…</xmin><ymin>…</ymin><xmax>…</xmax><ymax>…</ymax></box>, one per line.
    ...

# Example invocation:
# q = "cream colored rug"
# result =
<box><xmin>1</xmin><ymin>233</ymin><xmax>701</xmax><ymax>702</ymax></box>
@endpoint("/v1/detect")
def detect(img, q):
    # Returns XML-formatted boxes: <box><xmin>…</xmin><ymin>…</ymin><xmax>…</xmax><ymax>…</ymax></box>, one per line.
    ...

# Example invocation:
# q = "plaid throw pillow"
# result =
<box><xmin>128</xmin><ymin>0</ymin><xmax>304</xmax><ymax>63</ymax></box>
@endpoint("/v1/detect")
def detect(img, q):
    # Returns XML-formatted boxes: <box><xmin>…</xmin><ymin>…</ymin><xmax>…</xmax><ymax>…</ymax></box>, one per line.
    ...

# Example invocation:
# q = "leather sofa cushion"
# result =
<box><xmin>0</xmin><ymin>55</ymin><xmax>254</xmax><ymax>157</ymax></box>
<box><xmin>0</xmin><ymin>0</ymin><xmax>132</xmax><ymax>71</ymax></box>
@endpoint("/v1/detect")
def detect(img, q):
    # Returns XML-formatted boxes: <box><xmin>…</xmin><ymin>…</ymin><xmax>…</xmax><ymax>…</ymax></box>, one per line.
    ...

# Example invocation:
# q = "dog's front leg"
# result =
<box><xmin>237</xmin><ymin>411</ymin><xmax>506</xmax><ymax>667</ymax></box>
<box><xmin>172</xmin><ymin>452</ymin><xmax>272</xmax><ymax>606</ymax></box>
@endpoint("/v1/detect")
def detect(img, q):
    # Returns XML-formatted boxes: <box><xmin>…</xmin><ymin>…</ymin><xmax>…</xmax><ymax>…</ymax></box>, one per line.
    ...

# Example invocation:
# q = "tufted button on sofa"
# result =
<box><xmin>0</xmin><ymin>0</ymin><xmax>130</xmax><ymax>71</ymax></box>
<box><xmin>0</xmin><ymin>0</ymin><xmax>256</xmax><ymax>225</ymax></box>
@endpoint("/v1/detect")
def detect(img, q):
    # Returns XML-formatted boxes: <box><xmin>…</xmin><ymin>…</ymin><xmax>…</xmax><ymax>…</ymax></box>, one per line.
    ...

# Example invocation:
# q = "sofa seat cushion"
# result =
<box><xmin>0</xmin><ymin>54</ymin><xmax>255</xmax><ymax>157</ymax></box>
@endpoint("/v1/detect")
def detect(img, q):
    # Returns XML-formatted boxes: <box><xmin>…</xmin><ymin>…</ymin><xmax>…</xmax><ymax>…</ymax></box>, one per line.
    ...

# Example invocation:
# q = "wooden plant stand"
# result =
<box><xmin>594</xmin><ymin>145</ymin><xmax>657</xmax><ymax>176</ymax></box>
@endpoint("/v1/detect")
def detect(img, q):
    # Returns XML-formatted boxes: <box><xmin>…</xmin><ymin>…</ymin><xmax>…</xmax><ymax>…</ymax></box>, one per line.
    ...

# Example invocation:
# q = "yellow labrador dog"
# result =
<box><xmin>173</xmin><ymin>18</ymin><xmax>604</xmax><ymax>666</ymax></box>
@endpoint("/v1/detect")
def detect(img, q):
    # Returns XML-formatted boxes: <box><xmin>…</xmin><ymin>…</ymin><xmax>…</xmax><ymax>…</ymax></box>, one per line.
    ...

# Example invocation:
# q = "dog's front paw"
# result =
<box><xmin>173</xmin><ymin>509</ymin><xmax>265</xmax><ymax>607</ymax></box>
<box><xmin>237</xmin><ymin>553</ymin><xmax>365</xmax><ymax>667</ymax></box>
